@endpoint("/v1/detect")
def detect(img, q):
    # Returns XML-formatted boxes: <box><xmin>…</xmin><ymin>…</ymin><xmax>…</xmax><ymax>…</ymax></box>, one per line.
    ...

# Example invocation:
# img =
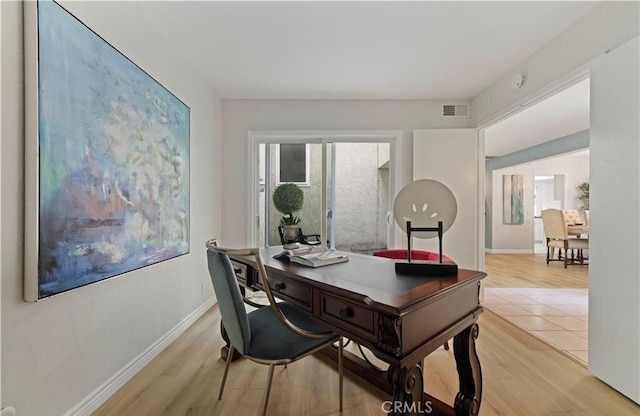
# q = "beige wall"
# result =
<box><xmin>221</xmin><ymin>100</ymin><xmax>473</xmax><ymax>247</ymax></box>
<box><xmin>472</xmin><ymin>2</ymin><xmax>639</xmax><ymax>125</ymax></box>
<box><xmin>1</xmin><ymin>2</ymin><xmax>222</xmax><ymax>415</ymax></box>
<box><xmin>589</xmin><ymin>36</ymin><xmax>640</xmax><ymax>404</ymax></box>
<box><xmin>491</xmin><ymin>152</ymin><xmax>589</xmax><ymax>251</ymax></box>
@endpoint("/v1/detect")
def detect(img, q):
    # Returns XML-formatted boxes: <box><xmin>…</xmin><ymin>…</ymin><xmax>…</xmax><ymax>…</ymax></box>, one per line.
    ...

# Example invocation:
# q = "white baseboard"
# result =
<box><xmin>63</xmin><ymin>298</ymin><xmax>216</xmax><ymax>416</ymax></box>
<box><xmin>485</xmin><ymin>248</ymin><xmax>534</xmax><ymax>254</ymax></box>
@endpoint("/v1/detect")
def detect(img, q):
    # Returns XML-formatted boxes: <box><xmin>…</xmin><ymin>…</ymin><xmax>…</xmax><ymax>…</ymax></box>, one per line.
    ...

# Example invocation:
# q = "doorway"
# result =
<box><xmin>482</xmin><ymin>77</ymin><xmax>590</xmax><ymax>367</ymax></box>
<box><xmin>533</xmin><ymin>174</ymin><xmax>565</xmax><ymax>253</ymax></box>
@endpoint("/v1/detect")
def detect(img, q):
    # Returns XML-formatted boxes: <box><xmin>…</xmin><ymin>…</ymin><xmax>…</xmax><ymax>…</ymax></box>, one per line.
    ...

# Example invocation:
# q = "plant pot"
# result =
<box><xmin>282</xmin><ymin>225</ymin><xmax>300</xmax><ymax>249</ymax></box>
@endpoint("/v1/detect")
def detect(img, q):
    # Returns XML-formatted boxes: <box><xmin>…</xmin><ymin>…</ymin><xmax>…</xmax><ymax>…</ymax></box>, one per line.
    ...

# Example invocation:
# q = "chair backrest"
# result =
<box><xmin>373</xmin><ymin>249</ymin><xmax>453</xmax><ymax>262</ymax></box>
<box><xmin>206</xmin><ymin>240</ymin><xmax>251</xmax><ymax>355</ymax></box>
<box><xmin>542</xmin><ymin>209</ymin><xmax>568</xmax><ymax>240</ymax></box>
<box><xmin>206</xmin><ymin>239</ymin><xmax>330</xmax><ymax>346</ymax></box>
<box><xmin>562</xmin><ymin>209</ymin><xmax>580</xmax><ymax>225</ymax></box>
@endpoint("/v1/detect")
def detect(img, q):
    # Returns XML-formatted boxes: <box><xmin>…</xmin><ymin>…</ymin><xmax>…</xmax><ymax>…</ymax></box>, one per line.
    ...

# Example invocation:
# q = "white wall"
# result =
<box><xmin>413</xmin><ymin>129</ymin><xmax>480</xmax><ymax>270</ymax></box>
<box><xmin>1</xmin><ymin>2</ymin><xmax>222</xmax><ymax>415</ymax></box>
<box><xmin>491</xmin><ymin>152</ymin><xmax>589</xmax><ymax>251</ymax></box>
<box><xmin>472</xmin><ymin>1</ymin><xmax>639</xmax><ymax>126</ymax></box>
<box><xmin>221</xmin><ymin>100</ymin><xmax>472</xmax><ymax>246</ymax></box>
<box><xmin>589</xmin><ymin>36</ymin><xmax>640</xmax><ymax>404</ymax></box>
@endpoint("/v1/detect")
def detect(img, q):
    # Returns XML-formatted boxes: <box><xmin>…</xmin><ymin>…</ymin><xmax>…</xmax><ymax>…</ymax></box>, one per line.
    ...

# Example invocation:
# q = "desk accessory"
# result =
<box><xmin>272</xmin><ymin>246</ymin><xmax>348</xmax><ymax>267</ymax></box>
<box><xmin>392</xmin><ymin>179</ymin><xmax>458</xmax><ymax>276</ymax></box>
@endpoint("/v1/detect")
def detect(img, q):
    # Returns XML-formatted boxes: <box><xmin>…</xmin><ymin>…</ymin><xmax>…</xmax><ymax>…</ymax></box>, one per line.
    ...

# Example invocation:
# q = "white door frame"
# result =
<box><xmin>477</xmin><ymin>66</ymin><xmax>590</xmax><ymax>264</ymax></box>
<box><xmin>247</xmin><ymin>130</ymin><xmax>404</xmax><ymax>247</ymax></box>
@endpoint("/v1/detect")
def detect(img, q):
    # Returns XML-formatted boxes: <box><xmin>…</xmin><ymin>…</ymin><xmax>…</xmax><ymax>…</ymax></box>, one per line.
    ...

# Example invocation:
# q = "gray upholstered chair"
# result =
<box><xmin>206</xmin><ymin>239</ymin><xmax>343</xmax><ymax>415</ymax></box>
<box><xmin>541</xmin><ymin>209</ymin><xmax>589</xmax><ymax>268</ymax></box>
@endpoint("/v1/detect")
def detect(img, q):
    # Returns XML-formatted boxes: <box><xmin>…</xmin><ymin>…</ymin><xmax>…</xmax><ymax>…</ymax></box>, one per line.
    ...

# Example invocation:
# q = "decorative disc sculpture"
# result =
<box><xmin>393</xmin><ymin>179</ymin><xmax>459</xmax><ymax>276</ymax></box>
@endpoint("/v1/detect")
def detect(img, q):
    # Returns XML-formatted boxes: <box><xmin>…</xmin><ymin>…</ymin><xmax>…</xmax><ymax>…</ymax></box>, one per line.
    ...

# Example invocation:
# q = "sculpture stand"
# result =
<box><xmin>394</xmin><ymin>220</ymin><xmax>459</xmax><ymax>276</ymax></box>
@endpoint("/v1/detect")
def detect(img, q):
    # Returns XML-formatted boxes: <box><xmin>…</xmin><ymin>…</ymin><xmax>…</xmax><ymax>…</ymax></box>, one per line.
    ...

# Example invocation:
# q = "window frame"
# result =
<box><xmin>275</xmin><ymin>143</ymin><xmax>311</xmax><ymax>186</ymax></box>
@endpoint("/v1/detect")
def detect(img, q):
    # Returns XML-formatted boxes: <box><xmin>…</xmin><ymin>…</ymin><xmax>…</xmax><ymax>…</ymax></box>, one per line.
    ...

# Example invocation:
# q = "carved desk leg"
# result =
<box><xmin>453</xmin><ymin>323</ymin><xmax>482</xmax><ymax>416</ymax></box>
<box><xmin>388</xmin><ymin>363</ymin><xmax>425</xmax><ymax>416</ymax></box>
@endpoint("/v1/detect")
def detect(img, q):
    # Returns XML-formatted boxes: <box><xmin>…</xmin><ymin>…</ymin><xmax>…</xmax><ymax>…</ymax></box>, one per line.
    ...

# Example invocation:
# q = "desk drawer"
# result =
<box><xmin>256</xmin><ymin>273</ymin><xmax>312</xmax><ymax>310</ymax></box>
<box><xmin>230</xmin><ymin>260</ymin><xmax>247</xmax><ymax>285</ymax></box>
<box><xmin>318</xmin><ymin>292</ymin><xmax>376</xmax><ymax>338</ymax></box>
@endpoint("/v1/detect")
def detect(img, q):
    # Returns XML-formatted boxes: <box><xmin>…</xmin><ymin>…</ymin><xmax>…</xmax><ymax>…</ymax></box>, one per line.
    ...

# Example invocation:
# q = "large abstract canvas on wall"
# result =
<box><xmin>24</xmin><ymin>1</ymin><xmax>190</xmax><ymax>301</ymax></box>
<box><xmin>503</xmin><ymin>175</ymin><xmax>524</xmax><ymax>224</ymax></box>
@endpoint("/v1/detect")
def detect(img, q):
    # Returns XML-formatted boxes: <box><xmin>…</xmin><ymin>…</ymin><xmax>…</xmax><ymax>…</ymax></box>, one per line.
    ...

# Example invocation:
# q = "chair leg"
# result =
<box><xmin>443</xmin><ymin>341</ymin><xmax>450</xmax><ymax>350</ymax></box>
<box><xmin>261</xmin><ymin>364</ymin><xmax>275</xmax><ymax>416</ymax></box>
<box><xmin>546</xmin><ymin>240</ymin><xmax>552</xmax><ymax>264</ymax></box>
<box><xmin>218</xmin><ymin>345</ymin><xmax>235</xmax><ymax>400</ymax></box>
<box><xmin>338</xmin><ymin>337</ymin><xmax>344</xmax><ymax>412</ymax></box>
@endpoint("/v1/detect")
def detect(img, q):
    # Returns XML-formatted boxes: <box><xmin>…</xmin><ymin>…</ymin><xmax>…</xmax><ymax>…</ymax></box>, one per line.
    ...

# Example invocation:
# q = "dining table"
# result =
<box><xmin>568</xmin><ymin>224</ymin><xmax>589</xmax><ymax>237</ymax></box>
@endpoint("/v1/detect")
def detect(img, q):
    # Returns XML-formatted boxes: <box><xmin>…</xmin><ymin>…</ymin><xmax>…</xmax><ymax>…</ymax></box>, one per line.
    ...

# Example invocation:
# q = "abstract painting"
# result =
<box><xmin>25</xmin><ymin>1</ymin><xmax>190</xmax><ymax>300</ymax></box>
<box><xmin>503</xmin><ymin>174</ymin><xmax>524</xmax><ymax>224</ymax></box>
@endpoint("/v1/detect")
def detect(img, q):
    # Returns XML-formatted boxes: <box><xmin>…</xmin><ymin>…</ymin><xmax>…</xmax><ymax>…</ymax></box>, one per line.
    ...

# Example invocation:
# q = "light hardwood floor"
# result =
<box><xmin>483</xmin><ymin>253</ymin><xmax>588</xmax><ymax>288</ymax></box>
<box><xmin>93</xmin><ymin>304</ymin><xmax>638</xmax><ymax>415</ymax></box>
<box><xmin>483</xmin><ymin>253</ymin><xmax>591</xmax><ymax>366</ymax></box>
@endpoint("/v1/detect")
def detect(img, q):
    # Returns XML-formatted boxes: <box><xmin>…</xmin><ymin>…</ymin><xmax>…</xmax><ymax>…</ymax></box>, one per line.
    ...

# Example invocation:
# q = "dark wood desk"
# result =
<box><xmin>228</xmin><ymin>247</ymin><xmax>486</xmax><ymax>416</ymax></box>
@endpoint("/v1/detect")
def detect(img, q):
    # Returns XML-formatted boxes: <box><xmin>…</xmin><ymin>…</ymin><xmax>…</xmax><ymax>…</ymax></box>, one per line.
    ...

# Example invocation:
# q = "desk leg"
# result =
<box><xmin>453</xmin><ymin>323</ymin><xmax>482</xmax><ymax>416</ymax></box>
<box><xmin>388</xmin><ymin>363</ymin><xmax>425</xmax><ymax>415</ymax></box>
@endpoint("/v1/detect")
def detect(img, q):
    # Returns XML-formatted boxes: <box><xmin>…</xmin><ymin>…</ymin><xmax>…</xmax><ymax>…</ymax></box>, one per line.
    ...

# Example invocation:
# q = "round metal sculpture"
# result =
<box><xmin>393</xmin><ymin>179</ymin><xmax>457</xmax><ymax>239</ymax></box>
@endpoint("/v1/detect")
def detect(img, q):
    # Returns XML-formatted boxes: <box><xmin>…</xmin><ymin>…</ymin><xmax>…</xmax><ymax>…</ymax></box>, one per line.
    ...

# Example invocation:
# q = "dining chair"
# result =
<box><xmin>541</xmin><ymin>209</ymin><xmax>589</xmax><ymax>268</ymax></box>
<box><xmin>205</xmin><ymin>239</ymin><xmax>343</xmax><ymax>416</ymax></box>
<box><xmin>562</xmin><ymin>209</ymin><xmax>581</xmax><ymax>225</ymax></box>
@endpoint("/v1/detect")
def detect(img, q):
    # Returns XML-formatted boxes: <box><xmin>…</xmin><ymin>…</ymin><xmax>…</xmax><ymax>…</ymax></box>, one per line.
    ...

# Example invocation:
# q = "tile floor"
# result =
<box><xmin>483</xmin><ymin>287</ymin><xmax>588</xmax><ymax>366</ymax></box>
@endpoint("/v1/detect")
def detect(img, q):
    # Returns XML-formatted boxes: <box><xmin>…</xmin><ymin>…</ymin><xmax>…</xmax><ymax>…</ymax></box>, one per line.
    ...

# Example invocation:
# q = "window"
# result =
<box><xmin>276</xmin><ymin>143</ymin><xmax>310</xmax><ymax>185</ymax></box>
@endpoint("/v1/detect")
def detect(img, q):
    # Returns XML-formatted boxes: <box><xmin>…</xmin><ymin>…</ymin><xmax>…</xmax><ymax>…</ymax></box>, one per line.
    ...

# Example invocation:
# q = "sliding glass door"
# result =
<box><xmin>258</xmin><ymin>142</ymin><xmax>323</xmax><ymax>247</ymax></box>
<box><xmin>256</xmin><ymin>136</ymin><xmax>395</xmax><ymax>254</ymax></box>
<box><xmin>326</xmin><ymin>142</ymin><xmax>391</xmax><ymax>253</ymax></box>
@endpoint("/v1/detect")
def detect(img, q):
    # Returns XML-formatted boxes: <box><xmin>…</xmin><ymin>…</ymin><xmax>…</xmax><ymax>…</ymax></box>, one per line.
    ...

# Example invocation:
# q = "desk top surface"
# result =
<box><xmin>254</xmin><ymin>247</ymin><xmax>486</xmax><ymax>313</ymax></box>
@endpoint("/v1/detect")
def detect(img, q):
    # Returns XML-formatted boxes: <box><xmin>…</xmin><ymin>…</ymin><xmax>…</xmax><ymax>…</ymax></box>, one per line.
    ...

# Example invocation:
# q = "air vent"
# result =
<box><xmin>442</xmin><ymin>104</ymin><xmax>470</xmax><ymax>118</ymax></box>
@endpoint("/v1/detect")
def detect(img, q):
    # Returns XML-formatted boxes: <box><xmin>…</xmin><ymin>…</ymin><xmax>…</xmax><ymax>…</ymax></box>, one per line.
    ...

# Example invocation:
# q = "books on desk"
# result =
<box><xmin>273</xmin><ymin>246</ymin><xmax>349</xmax><ymax>268</ymax></box>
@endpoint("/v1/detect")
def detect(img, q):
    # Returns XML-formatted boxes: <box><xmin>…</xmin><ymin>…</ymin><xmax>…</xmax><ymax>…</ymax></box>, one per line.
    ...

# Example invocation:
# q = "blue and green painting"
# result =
<box><xmin>36</xmin><ymin>1</ymin><xmax>190</xmax><ymax>298</ymax></box>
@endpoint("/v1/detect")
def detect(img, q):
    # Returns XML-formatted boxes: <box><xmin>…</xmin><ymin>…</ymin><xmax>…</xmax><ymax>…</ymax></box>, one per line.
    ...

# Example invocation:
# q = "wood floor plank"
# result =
<box><xmin>93</xmin><ymin>255</ymin><xmax>637</xmax><ymax>416</ymax></box>
<box><xmin>484</xmin><ymin>253</ymin><xmax>588</xmax><ymax>288</ymax></box>
<box><xmin>92</xmin><ymin>308</ymin><xmax>638</xmax><ymax>416</ymax></box>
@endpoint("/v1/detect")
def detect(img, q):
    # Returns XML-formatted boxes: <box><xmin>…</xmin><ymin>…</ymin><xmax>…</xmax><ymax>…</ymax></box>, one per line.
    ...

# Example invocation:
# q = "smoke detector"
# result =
<box><xmin>511</xmin><ymin>73</ymin><xmax>527</xmax><ymax>90</ymax></box>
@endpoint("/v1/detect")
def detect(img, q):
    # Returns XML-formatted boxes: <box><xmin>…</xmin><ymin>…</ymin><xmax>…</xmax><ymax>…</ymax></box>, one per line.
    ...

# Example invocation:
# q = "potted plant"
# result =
<box><xmin>576</xmin><ymin>182</ymin><xmax>589</xmax><ymax>211</ymax></box>
<box><xmin>272</xmin><ymin>183</ymin><xmax>304</xmax><ymax>248</ymax></box>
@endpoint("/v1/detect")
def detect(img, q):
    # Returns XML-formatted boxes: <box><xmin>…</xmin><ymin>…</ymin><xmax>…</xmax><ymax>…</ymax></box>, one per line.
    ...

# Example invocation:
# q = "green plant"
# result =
<box><xmin>273</xmin><ymin>183</ymin><xmax>304</xmax><ymax>225</ymax></box>
<box><xmin>576</xmin><ymin>182</ymin><xmax>589</xmax><ymax>210</ymax></box>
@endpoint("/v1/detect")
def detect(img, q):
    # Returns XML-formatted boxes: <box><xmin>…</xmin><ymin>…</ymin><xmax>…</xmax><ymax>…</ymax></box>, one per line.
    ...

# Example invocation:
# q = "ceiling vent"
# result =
<box><xmin>442</xmin><ymin>104</ymin><xmax>470</xmax><ymax>118</ymax></box>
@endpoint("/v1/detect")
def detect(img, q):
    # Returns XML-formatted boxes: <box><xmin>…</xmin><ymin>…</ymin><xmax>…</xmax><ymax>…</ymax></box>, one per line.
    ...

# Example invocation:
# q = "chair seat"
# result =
<box><xmin>548</xmin><ymin>239</ymin><xmax>589</xmax><ymax>249</ymax></box>
<box><xmin>373</xmin><ymin>249</ymin><xmax>453</xmax><ymax>262</ymax></box>
<box><xmin>247</xmin><ymin>303</ymin><xmax>337</xmax><ymax>361</ymax></box>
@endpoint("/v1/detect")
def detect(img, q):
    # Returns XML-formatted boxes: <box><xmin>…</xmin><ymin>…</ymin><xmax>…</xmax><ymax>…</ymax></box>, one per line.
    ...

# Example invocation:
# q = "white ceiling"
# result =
<box><xmin>134</xmin><ymin>1</ymin><xmax>598</xmax><ymax>99</ymax></box>
<box><xmin>484</xmin><ymin>78</ymin><xmax>590</xmax><ymax>157</ymax></box>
